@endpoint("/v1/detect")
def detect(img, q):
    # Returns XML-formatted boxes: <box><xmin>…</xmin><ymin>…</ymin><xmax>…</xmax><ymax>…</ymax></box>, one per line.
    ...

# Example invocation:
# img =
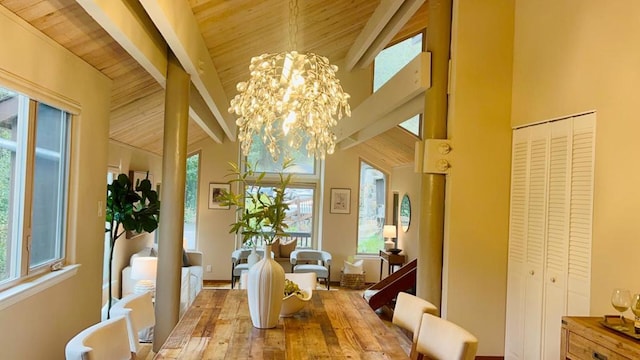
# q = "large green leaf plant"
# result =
<box><xmin>221</xmin><ymin>161</ymin><xmax>292</xmax><ymax>246</ymax></box>
<box><xmin>105</xmin><ymin>173</ymin><xmax>160</xmax><ymax>317</ymax></box>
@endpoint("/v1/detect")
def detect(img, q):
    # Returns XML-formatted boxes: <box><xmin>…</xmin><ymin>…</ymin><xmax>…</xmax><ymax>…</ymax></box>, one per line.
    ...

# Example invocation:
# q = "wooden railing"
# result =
<box><xmin>364</xmin><ymin>259</ymin><xmax>417</xmax><ymax>311</ymax></box>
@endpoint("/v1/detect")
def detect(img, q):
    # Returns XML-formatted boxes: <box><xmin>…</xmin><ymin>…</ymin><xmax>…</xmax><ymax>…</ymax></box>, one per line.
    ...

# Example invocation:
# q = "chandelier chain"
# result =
<box><xmin>288</xmin><ymin>0</ymin><xmax>299</xmax><ymax>50</ymax></box>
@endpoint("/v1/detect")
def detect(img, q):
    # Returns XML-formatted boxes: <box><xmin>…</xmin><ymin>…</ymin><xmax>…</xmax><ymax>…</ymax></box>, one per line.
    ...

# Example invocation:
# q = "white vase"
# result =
<box><xmin>247</xmin><ymin>244</ymin><xmax>285</xmax><ymax>328</ymax></box>
<box><xmin>247</xmin><ymin>246</ymin><xmax>260</xmax><ymax>267</ymax></box>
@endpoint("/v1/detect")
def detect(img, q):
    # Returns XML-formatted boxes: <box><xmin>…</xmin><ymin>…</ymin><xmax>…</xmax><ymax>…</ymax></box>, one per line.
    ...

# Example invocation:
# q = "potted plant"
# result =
<box><xmin>222</xmin><ymin>161</ymin><xmax>292</xmax><ymax>246</ymax></box>
<box><xmin>280</xmin><ymin>278</ymin><xmax>312</xmax><ymax>317</ymax></box>
<box><xmin>220</xmin><ymin>161</ymin><xmax>292</xmax><ymax>328</ymax></box>
<box><xmin>105</xmin><ymin>173</ymin><xmax>160</xmax><ymax>317</ymax></box>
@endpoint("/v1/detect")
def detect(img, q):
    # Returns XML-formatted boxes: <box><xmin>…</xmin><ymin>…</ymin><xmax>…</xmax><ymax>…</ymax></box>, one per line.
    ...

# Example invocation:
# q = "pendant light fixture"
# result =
<box><xmin>229</xmin><ymin>0</ymin><xmax>351</xmax><ymax>160</ymax></box>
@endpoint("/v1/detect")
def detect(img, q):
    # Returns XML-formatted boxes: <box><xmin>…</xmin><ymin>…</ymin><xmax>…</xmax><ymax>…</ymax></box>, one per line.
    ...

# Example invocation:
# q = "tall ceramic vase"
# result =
<box><xmin>247</xmin><ymin>244</ymin><xmax>285</xmax><ymax>328</ymax></box>
<box><xmin>247</xmin><ymin>245</ymin><xmax>260</xmax><ymax>267</ymax></box>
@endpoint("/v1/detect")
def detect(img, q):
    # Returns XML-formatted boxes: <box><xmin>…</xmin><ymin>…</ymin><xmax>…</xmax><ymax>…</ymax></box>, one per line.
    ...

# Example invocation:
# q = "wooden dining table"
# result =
<box><xmin>154</xmin><ymin>289</ymin><xmax>410</xmax><ymax>359</ymax></box>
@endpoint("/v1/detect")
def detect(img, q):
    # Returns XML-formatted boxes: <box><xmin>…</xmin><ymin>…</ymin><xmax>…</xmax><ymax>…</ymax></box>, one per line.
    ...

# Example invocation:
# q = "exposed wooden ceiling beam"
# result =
<box><xmin>189</xmin><ymin>83</ymin><xmax>224</xmax><ymax>143</ymax></box>
<box><xmin>336</xmin><ymin>52</ymin><xmax>430</xmax><ymax>145</ymax></box>
<box><xmin>345</xmin><ymin>0</ymin><xmax>425</xmax><ymax>71</ymax></box>
<box><xmin>339</xmin><ymin>94</ymin><xmax>424</xmax><ymax>150</ymax></box>
<box><xmin>76</xmin><ymin>0</ymin><xmax>229</xmax><ymax>144</ymax></box>
<box><xmin>139</xmin><ymin>0</ymin><xmax>236</xmax><ymax>141</ymax></box>
<box><xmin>75</xmin><ymin>0</ymin><xmax>167</xmax><ymax>86</ymax></box>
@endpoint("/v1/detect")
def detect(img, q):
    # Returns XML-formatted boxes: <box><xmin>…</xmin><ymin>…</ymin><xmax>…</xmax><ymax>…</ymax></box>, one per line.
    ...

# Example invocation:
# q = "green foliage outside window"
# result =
<box><xmin>184</xmin><ymin>154</ymin><xmax>199</xmax><ymax>224</ymax></box>
<box><xmin>0</xmin><ymin>122</ymin><xmax>13</xmax><ymax>280</ymax></box>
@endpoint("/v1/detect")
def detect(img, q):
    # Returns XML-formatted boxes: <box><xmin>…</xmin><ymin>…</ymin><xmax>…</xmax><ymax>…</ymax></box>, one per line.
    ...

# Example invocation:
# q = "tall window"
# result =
<box><xmin>0</xmin><ymin>86</ymin><xmax>70</xmax><ymax>287</ymax></box>
<box><xmin>373</xmin><ymin>32</ymin><xmax>424</xmax><ymax>137</ymax></box>
<box><xmin>241</xmin><ymin>139</ymin><xmax>318</xmax><ymax>248</ymax></box>
<box><xmin>183</xmin><ymin>153</ymin><xmax>199</xmax><ymax>249</ymax></box>
<box><xmin>246</xmin><ymin>134</ymin><xmax>316</xmax><ymax>175</ymax></box>
<box><xmin>357</xmin><ymin>161</ymin><xmax>387</xmax><ymax>254</ymax></box>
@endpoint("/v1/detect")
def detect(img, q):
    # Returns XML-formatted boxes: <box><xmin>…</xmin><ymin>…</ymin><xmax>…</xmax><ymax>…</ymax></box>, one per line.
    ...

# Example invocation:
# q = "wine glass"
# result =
<box><xmin>611</xmin><ymin>288</ymin><xmax>632</xmax><ymax>323</ymax></box>
<box><xmin>631</xmin><ymin>293</ymin><xmax>640</xmax><ymax>333</ymax></box>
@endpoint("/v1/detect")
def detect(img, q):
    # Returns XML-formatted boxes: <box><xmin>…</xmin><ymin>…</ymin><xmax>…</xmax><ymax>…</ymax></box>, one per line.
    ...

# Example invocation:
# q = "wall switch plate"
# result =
<box><xmin>206</xmin><ymin>265</ymin><xmax>212</xmax><ymax>272</ymax></box>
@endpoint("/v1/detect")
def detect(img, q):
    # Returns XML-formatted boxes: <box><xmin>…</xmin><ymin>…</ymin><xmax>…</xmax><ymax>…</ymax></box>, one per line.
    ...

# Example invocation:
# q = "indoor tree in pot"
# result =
<box><xmin>105</xmin><ymin>173</ymin><xmax>160</xmax><ymax>317</ymax></box>
<box><xmin>221</xmin><ymin>161</ymin><xmax>292</xmax><ymax>328</ymax></box>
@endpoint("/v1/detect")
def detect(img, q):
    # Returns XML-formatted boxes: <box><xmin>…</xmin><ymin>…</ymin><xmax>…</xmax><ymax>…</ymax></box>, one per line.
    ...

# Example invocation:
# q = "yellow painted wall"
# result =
<box><xmin>0</xmin><ymin>6</ymin><xmax>111</xmax><ymax>360</ymax></box>
<box><xmin>445</xmin><ymin>0</ymin><xmax>514</xmax><ymax>355</ymax></box>
<box><xmin>512</xmin><ymin>0</ymin><xmax>640</xmax><ymax>318</ymax></box>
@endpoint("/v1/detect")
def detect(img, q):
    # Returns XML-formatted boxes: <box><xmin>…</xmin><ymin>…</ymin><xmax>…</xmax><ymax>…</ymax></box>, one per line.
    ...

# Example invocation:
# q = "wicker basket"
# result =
<box><xmin>340</xmin><ymin>271</ymin><xmax>366</xmax><ymax>289</ymax></box>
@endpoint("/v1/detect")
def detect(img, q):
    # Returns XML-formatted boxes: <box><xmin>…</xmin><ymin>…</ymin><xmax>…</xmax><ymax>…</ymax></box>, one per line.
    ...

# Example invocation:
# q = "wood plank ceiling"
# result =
<box><xmin>0</xmin><ymin>0</ymin><xmax>427</xmax><ymax>167</ymax></box>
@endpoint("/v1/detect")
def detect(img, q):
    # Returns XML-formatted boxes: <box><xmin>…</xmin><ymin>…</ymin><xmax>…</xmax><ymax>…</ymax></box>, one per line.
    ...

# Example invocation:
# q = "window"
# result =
<box><xmin>373</xmin><ymin>32</ymin><xmax>424</xmax><ymax>137</ymax></box>
<box><xmin>243</xmin><ymin>185</ymin><xmax>315</xmax><ymax>248</ymax></box>
<box><xmin>241</xmin><ymin>139</ymin><xmax>319</xmax><ymax>248</ymax></box>
<box><xmin>0</xmin><ymin>86</ymin><xmax>71</xmax><ymax>288</ymax></box>
<box><xmin>246</xmin><ymin>134</ymin><xmax>316</xmax><ymax>175</ymax></box>
<box><xmin>357</xmin><ymin>161</ymin><xmax>387</xmax><ymax>254</ymax></box>
<box><xmin>183</xmin><ymin>153</ymin><xmax>199</xmax><ymax>249</ymax></box>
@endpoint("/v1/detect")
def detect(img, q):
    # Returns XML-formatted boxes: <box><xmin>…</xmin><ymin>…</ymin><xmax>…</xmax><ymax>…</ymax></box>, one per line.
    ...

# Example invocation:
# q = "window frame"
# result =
<box><xmin>356</xmin><ymin>159</ymin><xmax>389</xmax><ymax>255</ymax></box>
<box><xmin>372</xmin><ymin>29</ymin><xmax>426</xmax><ymax>139</ymax></box>
<box><xmin>239</xmin><ymin>147</ymin><xmax>321</xmax><ymax>249</ymax></box>
<box><xmin>183</xmin><ymin>151</ymin><xmax>201</xmax><ymax>250</ymax></box>
<box><xmin>0</xmin><ymin>86</ymin><xmax>72</xmax><ymax>292</ymax></box>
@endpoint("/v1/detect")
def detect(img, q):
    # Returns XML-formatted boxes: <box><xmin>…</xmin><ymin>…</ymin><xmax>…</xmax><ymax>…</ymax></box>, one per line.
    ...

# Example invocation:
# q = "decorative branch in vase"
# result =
<box><xmin>219</xmin><ymin>160</ymin><xmax>293</xmax><ymax>328</ymax></box>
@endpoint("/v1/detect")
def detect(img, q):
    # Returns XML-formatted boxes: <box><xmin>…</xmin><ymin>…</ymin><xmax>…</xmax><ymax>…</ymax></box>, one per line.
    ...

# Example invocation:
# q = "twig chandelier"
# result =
<box><xmin>228</xmin><ymin>0</ymin><xmax>351</xmax><ymax>160</ymax></box>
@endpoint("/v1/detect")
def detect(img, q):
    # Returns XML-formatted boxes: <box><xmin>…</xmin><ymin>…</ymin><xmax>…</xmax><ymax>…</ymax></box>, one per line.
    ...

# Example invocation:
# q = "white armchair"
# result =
<box><xmin>290</xmin><ymin>249</ymin><xmax>332</xmax><ymax>289</ymax></box>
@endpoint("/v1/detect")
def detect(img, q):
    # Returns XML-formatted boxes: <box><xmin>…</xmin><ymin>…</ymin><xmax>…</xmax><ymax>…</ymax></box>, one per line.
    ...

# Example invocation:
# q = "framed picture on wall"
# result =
<box><xmin>208</xmin><ymin>183</ymin><xmax>230</xmax><ymax>209</ymax></box>
<box><xmin>130</xmin><ymin>171</ymin><xmax>153</xmax><ymax>194</ymax></box>
<box><xmin>330</xmin><ymin>188</ymin><xmax>351</xmax><ymax>214</ymax></box>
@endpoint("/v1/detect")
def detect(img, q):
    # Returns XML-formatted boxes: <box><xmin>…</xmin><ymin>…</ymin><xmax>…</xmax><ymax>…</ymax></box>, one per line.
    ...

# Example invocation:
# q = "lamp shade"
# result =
<box><xmin>383</xmin><ymin>225</ymin><xmax>397</xmax><ymax>239</ymax></box>
<box><xmin>131</xmin><ymin>256</ymin><xmax>157</xmax><ymax>281</ymax></box>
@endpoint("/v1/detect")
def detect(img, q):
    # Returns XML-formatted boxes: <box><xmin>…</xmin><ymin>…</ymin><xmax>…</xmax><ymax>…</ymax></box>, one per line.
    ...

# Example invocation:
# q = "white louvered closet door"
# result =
<box><xmin>523</xmin><ymin>123</ymin><xmax>549</xmax><ymax>360</ymax></box>
<box><xmin>542</xmin><ymin>120</ymin><xmax>571</xmax><ymax>360</ymax></box>
<box><xmin>504</xmin><ymin>128</ymin><xmax>531</xmax><ymax>360</ymax></box>
<box><xmin>567</xmin><ymin>113</ymin><xmax>595</xmax><ymax>315</ymax></box>
<box><xmin>504</xmin><ymin>114</ymin><xmax>595</xmax><ymax>360</ymax></box>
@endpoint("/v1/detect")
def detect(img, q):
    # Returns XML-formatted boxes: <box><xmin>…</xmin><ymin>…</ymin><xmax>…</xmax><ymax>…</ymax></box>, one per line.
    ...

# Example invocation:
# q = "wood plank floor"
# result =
<box><xmin>136</xmin><ymin>286</ymin><xmax>408</xmax><ymax>359</ymax></box>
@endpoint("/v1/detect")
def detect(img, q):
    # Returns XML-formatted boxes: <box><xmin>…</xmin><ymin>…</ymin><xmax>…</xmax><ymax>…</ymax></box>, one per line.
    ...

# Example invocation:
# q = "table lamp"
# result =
<box><xmin>131</xmin><ymin>256</ymin><xmax>157</xmax><ymax>296</ymax></box>
<box><xmin>383</xmin><ymin>225</ymin><xmax>399</xmax><ymax>253</ymax></box>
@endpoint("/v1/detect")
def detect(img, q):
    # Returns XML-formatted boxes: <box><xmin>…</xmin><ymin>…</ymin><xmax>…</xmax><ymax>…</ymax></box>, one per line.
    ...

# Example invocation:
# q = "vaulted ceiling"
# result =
<box><xmin>0</xmin><ymin>0</ymin><xmax>427</xmax><ymax>167</ymax></box>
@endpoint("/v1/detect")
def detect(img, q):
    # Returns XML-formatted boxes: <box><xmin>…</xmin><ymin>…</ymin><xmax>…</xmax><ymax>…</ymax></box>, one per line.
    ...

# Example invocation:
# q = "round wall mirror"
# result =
<box><xmin>400</xmin><ymin>194</ymin><xmax>411</xmax><ymax>232</ymax></box>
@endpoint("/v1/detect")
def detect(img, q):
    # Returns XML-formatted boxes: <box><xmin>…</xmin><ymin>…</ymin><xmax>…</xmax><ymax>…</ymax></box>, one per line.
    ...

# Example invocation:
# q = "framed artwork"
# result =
<box><xmin>209</xmin><ymin>183</ymin><xmax>230</xmax><ymax>209</ymax></box>
<box><xmin>130</xmin><ymin>171</ymin><xmax>153</xmax><ymax>194</ymax></box>
<box><xmin>330</xmin><ymin>188</ymin><xmax>351</xmax><ymax>214</ymax></box>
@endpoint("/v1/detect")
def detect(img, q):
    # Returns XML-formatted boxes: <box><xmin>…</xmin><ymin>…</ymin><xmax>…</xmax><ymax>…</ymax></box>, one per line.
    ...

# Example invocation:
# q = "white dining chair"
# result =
<box><xmin>109</xmin><ymin>291</ymin><xmax>155</xmax><ymax>353</ymax></box>
<box><xmin>415</xmin><ymin>313</ymin><xmax>478</xmax><ymax>360</ymax></box>
<box><xmin>392</xmin><ymin>292</ymin><xmax>438</xmax><ymax>359</ymax></box>
<box><xmin>65</xmin><ymin>316</ymin><xmax>132</xmax><ymax>360</ymax></box>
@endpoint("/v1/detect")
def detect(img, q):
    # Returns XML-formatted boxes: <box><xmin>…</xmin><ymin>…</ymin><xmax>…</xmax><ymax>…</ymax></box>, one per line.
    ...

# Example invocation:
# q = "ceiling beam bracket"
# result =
<box><xmin>415</xmin><ymin>139</ymin><xmax>452</xmax><ymax>174</ymax></box>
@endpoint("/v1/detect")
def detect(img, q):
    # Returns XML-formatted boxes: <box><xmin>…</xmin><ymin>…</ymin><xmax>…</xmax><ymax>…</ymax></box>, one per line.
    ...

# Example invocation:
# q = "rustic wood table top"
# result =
<box><xmin>154</xmin><ymin>289</ymin><xmax>409</xmax><ymax>359</ymax></box>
